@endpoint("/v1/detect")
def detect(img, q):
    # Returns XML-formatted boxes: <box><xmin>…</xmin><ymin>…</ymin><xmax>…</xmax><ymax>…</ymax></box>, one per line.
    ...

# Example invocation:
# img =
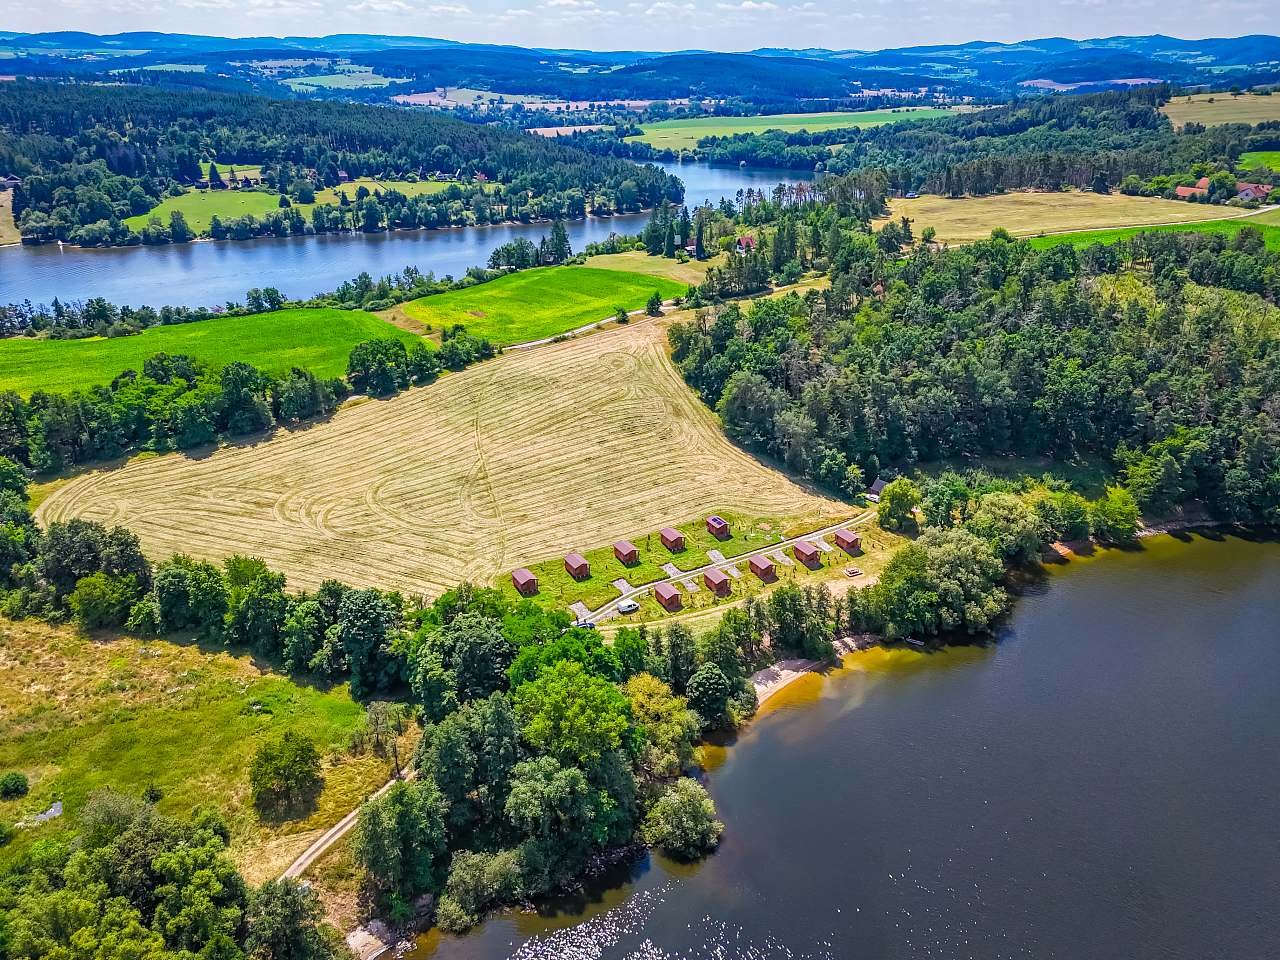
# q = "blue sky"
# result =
<box><xmin>7</xmin><ymin>0</ymin><xmax>1275</xmax><ymax>52</ymax></box>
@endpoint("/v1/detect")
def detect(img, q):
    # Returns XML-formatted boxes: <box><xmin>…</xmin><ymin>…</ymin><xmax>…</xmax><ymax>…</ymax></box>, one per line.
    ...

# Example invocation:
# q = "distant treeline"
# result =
<box><xmin>0</xmin><ymin>80</ymin><xmax>682</xmax><ymax>245</ymax></box>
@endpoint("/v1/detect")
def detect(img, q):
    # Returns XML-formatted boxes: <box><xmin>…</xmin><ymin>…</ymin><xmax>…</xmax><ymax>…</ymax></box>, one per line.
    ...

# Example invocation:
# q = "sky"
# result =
<box><xmin>4</xmin><ymin>0</ymin><xmax>1275</xmax><ymax>52</ymax></box>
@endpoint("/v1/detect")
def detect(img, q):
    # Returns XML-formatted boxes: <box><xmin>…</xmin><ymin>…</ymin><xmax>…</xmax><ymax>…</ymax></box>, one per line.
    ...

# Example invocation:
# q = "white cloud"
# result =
<box><xmin>715</xmin><ymin>0</ymin><xmax>778</xmax><ymax>10</ymax></box>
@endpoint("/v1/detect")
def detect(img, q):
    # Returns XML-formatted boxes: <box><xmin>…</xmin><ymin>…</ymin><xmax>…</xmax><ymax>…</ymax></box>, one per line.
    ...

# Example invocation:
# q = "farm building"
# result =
<box><xmin>834</xmin><ymin>529</ymin><xmax>862</xmax><ymax>554</ymax></box>
<box><xmin>564</xmin><ymin>552</ymin><xmax>590</xmax><ymax>580</ymax></box>
<box><xmin>749</xmin><ymin>554</ymin><xmax>776</xmax><ymax>582</ymax></box>
<box><xmin>614</xmin><ymin>540</ymin><xmax>640</xmax><ymax>565</ymax></box>
<box><xmin>704</xmin><ymin>567</ymin><xmax>731</xmax><ymax>596</ymax></box>
<box><xmin>654</xmin><ymin>582</ymin><xmax>682</xmax><ymax>611</ymax></box>
<box><xmin>660</xmin><ymin>526</ymin><xmax>685</xmax><ymax>551</ymax></box>
<box><xmin>866</xmin><ymin>477</ymin><xmax>888</xmax><ymax>502</ymax></box>
<box><xmin>793</xmin><ymin>540</ymin><xmax>821</xmax><ymax>568</ymax></box>
<box><xmin>512</xmin><ymin>568</ymin><xmax>538</xmax><ymax>596</ymax></box>
<box><xmin>706</xmin><ymin>515</ymin><xmax>730</xmax><ymax>539</ymax></box>
<box><xmin>1175</xmin><ymin>176</ymin><xmax>1274</xmax><ymax>201</ymax></box>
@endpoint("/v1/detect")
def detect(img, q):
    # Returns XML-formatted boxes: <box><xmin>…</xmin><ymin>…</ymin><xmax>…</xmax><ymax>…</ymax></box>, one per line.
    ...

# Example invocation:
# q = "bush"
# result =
<box><xmin>1092</xmin><ymin>486</ymin><xmax>1141</xmax><ymax>542</ymax></box>
<box><xmin>0</xmin><ymin>771</ymin><xmax>29</xmax><ymax>799</ymax></box>
<box><xmin>641</xmin><ymin>778</ymin><xmax>722</xmax><ymax>859</ymax></box>
<box><xmin>249</xmin><ymin>732</ymin><xmax>322</xmax><ymax>815</ymax></box>
<box><xmin>69</xmin><ymin>572</ymin><xmax>140</xmax><ymax>629</ymax></box>
<box><xmin>876</xmin><ymin>477</ymin><xmax>921</xmax><ymax>531</ymax></box>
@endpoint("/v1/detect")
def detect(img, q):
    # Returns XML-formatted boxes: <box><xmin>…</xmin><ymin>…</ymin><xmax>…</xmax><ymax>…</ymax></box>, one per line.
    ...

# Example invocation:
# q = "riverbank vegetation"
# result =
<box><xmin>0</xmin><ymin>80</ymin><xmax>682</xmax><ymax>246</ymax></box>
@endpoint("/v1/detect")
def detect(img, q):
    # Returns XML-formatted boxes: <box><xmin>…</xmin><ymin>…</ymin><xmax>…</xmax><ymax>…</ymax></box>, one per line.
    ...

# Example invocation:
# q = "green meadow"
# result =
<box><xmin>1029</xmin><ymin>208</ymin><xmax>1280</xmax><ymax>252</ymax></box>
<box><xmin>401</xmin><ymin>266</ymin><xmax>686</xmax><ymax>345</ymax></box>
<box><xmin>1240</xmin><ymin>150</ymin><xmax>1280</xmax><ymax>172</ymax></box>
<box><xmin>627</xmin><ymin>108</ymin><xmax>953</xmax><ymax>150</ymax></box>
<box><xmin>0</xmin><ymin>308</ymin><xmax>418</xmax><ymax>395</ymax></box>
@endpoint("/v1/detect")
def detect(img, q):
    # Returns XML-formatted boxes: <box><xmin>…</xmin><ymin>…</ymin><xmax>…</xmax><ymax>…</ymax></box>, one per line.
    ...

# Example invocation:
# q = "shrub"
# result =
<box><xmin>641</xmin><ymin>778</ymin><xmax>722</xmax><ymax>860</ymax></box>
<box><xmin>0</xmin><ymin>771</ymin><xmax>29</xmax><ymax>799</ymax></box>
<box><xmin>69</xmin><ymin>572</ymin><xmax>140</xmax><ymax>629</ymax></box>
<box><xmin>249</xmin><ymin>732</ymin><xmax>322</xmax><ymax>815</ymax></box>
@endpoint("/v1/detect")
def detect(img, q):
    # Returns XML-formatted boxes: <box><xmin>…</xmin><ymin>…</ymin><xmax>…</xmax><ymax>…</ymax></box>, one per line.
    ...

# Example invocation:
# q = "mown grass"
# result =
<box><xmin>1240</xmin><ymin>150</ymin><xmax>1280</xmax><ymax>172</ymax></box>
<box><xmin>0</xmin><ymin>619</ymin><xmax>394</xmax><ymax>877</ymax></box>
<box><xmin>627</xmin><ymin>108</ymin><xmax>953</xmax><ymax>150</ymax></box>
<box><xmin>500</xmin><ymin>509</ymin><xmax>855</xmax><ymax>612</ymax></box>
<box><xmin>401</xmin><ymin>266</ymin><xmax>686</xmax><ymax>345</ymax></box>
<box><xmin>587</xmin><ymin>250</ymin><xmax>717</xmax><ymax>285</ymax></box>
<box><xmin>0</xmin><ymin>190</ymin><xmax>18</xmax><ymax>246</ymax></box>
<box><xmin>1027</xmin><ymin>208</ymin><xmax>1280</xmax><ymax>252</ymax></box>
<box><xmin>0</xmin><ymin>308</ymin><xmax>419</xmax><ymax>396</ymax></box>
<box><xmin>1161</xmin><ymin>93</ymin><xmax>1280</xmax><ymax>129</ymax></box>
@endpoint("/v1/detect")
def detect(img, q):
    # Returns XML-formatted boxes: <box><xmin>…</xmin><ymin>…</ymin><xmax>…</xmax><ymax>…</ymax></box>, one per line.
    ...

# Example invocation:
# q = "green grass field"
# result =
<box><xmin>627</xmin><ymin>108</ymin><xmax>953</xmax><ymax>150</ymax></box>
<box><xmin>125</xmin><ymin>189</ymin><xmax>283</xmax><ymax>233</ymax></box>
<box><xmin>0</xmin><ymin>308</ymin><xmax>418</xmax><ymax>396</ymax></box>
<box><xmin>0</xmin><ymin>620</ymin><xmax>393</xmax><ymax>878</ymax></box>
<box><xmin>1028</xmin><ymin>208</ymin><xmax>1280</xmax><ymax>252</ymax></box>
<box><xmin>283</xmin><ymin>66</ymin><xmax>407</xmax><ymax>90</ymax></box>
<box><xmin>401</xmin><ymin>266</ymin><xmax>686</xmax><ymax>345</ymax></box>
<box><xmin>1240</xmin><ymin>150</ymin><xmax>1280</xmax><ymax>172</ymax></box>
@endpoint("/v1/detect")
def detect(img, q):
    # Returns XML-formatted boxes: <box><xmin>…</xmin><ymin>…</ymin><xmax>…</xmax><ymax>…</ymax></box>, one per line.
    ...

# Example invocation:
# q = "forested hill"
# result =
<box><xmin>0</xmin><ymin>81</ymin><xmax>681</xmax><ymax>244</ymax></box>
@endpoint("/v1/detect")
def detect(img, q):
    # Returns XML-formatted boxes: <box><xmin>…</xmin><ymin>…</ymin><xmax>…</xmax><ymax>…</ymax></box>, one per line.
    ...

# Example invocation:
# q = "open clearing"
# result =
<box><xmin>401</xmin><ymin>265</ymin><xmax>687</xmax><ymax>345</ymax></box>
<box><xmin>37</xmin><ymin>319</ymin><xmax>846</xmax><ymax>596</ymax></box>
<box><xmin>1240</xmin><ymin>150</ymin><xmax>1280</xmax><ymax>172</ymax></box>
<box><xmin>587</xmin><ymin>249</ymin><xmax>717</xmax><ymax>285</ymax></box>
<box><xmin>0</xmin><ymin>190</ymin><xmax>17</xmax><ymax>245</ymax></box>
<box><xmin>1028</xmin><ymin>207</ymin><xmax>1280</xmax><ymax>251</ymax></box>
<box><xmin>627</xmin><ymin>108</ymin><xmax>953</xmax><ymax>150</ymax></box>
<box><xmin>1161</xmin><ymin>93</ymin><xmax>1280</xmax><ymax>128</ymax></box>
<box><xmin>0</xmin><ymin>308</ymin><xmax>417</xmax><ymax>396</ymax></box>
<box><xmin>0</xmin><ymin>618</ymin><xmax>403</xmax><ymax>882</ymax></box>
<box><xmin>882</xmin><ymin>191</ymin><xmax>1249</xmax><ymax>244</ymax></box>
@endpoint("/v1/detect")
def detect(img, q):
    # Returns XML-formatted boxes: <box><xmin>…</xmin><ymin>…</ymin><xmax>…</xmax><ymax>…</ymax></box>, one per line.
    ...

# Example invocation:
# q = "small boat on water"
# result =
<box><xmin>904</xmin><ymin>636</ymin><xmax>926</xmax><ymax>648</ymax></box>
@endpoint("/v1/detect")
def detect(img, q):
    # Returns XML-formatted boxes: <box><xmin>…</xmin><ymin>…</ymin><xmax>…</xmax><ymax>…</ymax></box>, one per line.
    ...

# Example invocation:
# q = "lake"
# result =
<box><xmin>0</xmin><ymin>163</ymin><xmax>810</xmax><ymax>308</ymax></box>
<box><xmin>417</xmin><ymin>532</ymin><xmax>1280</xmax><ymax>960</ymax></box>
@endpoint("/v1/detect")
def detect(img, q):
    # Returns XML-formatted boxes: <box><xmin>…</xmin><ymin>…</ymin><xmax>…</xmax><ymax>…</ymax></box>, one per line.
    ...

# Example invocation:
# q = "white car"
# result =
<box><xmin>617</xmin><ymin>598</ymin><xmax>640</xmax><ymax>614</ymax></box>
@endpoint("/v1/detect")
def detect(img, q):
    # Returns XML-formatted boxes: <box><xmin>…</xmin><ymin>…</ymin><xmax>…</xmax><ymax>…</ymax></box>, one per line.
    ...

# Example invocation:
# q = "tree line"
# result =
<box><xmin>670</xmin><ymin>224</ymin><xmax>1280</xmax><ymax>527</ymax></box>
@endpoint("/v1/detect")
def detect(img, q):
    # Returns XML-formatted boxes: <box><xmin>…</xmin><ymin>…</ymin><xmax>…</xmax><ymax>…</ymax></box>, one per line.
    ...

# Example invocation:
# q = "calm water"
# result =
<box><xmin>419</xmin><ymin>533</ymin><xmax>1280</xmax><ymax>960</ymax></box>
<box><xmin>0</xmin><ymin>163</ymin><xmax>809</xmax><ymax>308</ymax></box>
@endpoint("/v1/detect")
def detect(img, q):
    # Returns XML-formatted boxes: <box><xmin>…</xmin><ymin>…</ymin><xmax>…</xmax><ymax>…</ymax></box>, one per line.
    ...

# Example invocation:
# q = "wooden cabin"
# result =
<box><xmin>793</xmin><ymin>540</ymin><xmax>821</xmax><ymax>568</ymax></box>
<box><xmin>834</xmin><ymin>529</ymin><xmax>861</xmax><ymax>554</ymax></box>
<box><xmin>654</xmin><ymin>582</ymin><xmax>682</xmax><ymax>611</ymax></box>
<box><xmin>614</xmin><ymin>540</ymin><xmax>639</xmax><ymax>566</ymax></box>
<box><xmin>748</xmin><ymin>554</ymin><xmax>776</xmax><ymax>582</ymax></box>
<box><xmin>706</xmin><ymin>515</ymin><xmax>730</xmax><ymax>539</ymax></box>
<box><xmin>703</xmin><ymin>567</ymin><xmax>731</xmax><ymax>596</ymax></box>
<box><xmin>512</xmin><ymin>568</ymin><xmax>538</xmax><ymax>596</ymax></box>
<box><xmin>660</xmin><ymin>526</ymin><xmax>685</xmax><ymax>551</ymax></box>
<box><xmin>564</xmin><ymin>552</ymin><xmax>589</xmax><ymax>580</ymax></box>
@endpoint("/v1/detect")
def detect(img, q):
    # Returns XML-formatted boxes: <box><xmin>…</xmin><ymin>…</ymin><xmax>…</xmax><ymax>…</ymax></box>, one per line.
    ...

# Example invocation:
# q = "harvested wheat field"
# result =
<box><xmin>881</xmin><ymin>190</ymin><xmax>1244</xmax><ymax>244</ymax></box>
<box><xmin>38</xmin><ymin>319</ymin><xmax>844</xmax><ymax>596</ymax></box>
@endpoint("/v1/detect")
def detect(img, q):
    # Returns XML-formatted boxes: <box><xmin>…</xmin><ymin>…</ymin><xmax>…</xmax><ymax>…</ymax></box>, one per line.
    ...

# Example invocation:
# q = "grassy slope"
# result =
<box><xmin>587</xmin><ymin>249</ymin><xmax>717</xmax><ymax>285</ymax></box>
<box><xmin>883</xmin><ymin>191</ymin><xmax>1244</xmax><ymax>244</ymax></box>
<box><xmin>1240</xmin><ymin>150</ymin><xmax>1280</xmax><ymax>172</ymax></box>
<box><xmin>0</xmin><ymin>190</ymin><xmax>17</xmax><ymax>246</ymax></box>
<box><xmin>0</xmin><ymin>619</ymin><xmax>400</xmax><ymax>881</ymax></box>
<box><xmin>1161</xmin><ymin>93</ymin><xmax>1280</xmax><ymax>128</ymax></box>
<box><xmin>0</xmin><ymin>308</ymin><xmax>418</xmax><ymax>396</ymax></box>
<box><xmin>1028</xmin><ymin>207</ymin><xmax>1280</xmax><ymax>251</ymax></box>
<box><xmin>401</xmin><ymin>266</ymin><xmax>685</xmax><ymax>345</ymax></box>
<box><xmin>628</xmin><ymin>108</ymin><xmax>953</xmax><ymax>150</ymax></box>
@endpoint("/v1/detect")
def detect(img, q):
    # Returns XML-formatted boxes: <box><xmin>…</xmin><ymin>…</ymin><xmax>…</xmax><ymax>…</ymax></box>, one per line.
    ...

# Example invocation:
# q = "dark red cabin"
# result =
<box><xmin>564</xmin><ymin>552</ymin><xmax>589</xmax><ymax>580</ymax></box>
<box><xmin>512</xmin><ymin>568</ymin><xmax>538</xmax><ymax>596</ymax></box>
<box><xmin>706</xmin><ymin>515</ymin><xmax>730</xmax><ymax>539</ymax></box>
<box><xmin>660</xmin><ymin>527</ymin><xmax>685</xmax><ymax>551</ymax></box>
<box><xmin>834</xmin><ymin>529</ymin><xmax>861</xmax><ymax>554</ymax></box>
<box><xmin>614</xmin><ymin>540</ymin><xmax>639</xmax><ymax>566</ymax></box>
<box><xmin>793</xmin><ymin>540</ymin><xmax>821</xmax><ymax>568</ymax></box>
<box><xmin>703</xmin><ymin>568</ymin><xmax>731</xmax><ymax>596</ymax></box>
<box><xmin>748</xmin><ymin>554</ymin><xmax>776</xmax><ymax>582</ymax></box>
<box><xmin>654</xmin><ymin>582</ymin><xmax>682</xmax><ymax>611</ymax></box>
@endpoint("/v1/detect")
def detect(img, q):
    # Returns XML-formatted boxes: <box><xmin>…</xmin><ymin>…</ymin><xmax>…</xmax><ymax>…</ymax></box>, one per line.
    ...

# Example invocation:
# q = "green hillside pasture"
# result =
<box><xmin>628</xmin><ymin>108</ymin><xmax>953</xmax><ymax>150</ymax></box>
<box><xmin>1028</xmin><ymin>208</ymin><xmax>1280</xmax><ymax>252</ymax></box>
<box><xmin>125</xmin><ymin>188</ymin><xmax>283</xmax><ymax>233</ymax></box>
<box><xmin>401</xmin><ymin>266</ymin><xmax>686</xmax><ymax>345</ymax></box>
<box><xmin>1240</xmin><ymin>150</ymin><xmax>1280</xmax><ymax>173</ymax></box>
<box><xmin>0</xmin><ymin>308</ymin><xmax>418</xmax><ymax>396</ymax></box>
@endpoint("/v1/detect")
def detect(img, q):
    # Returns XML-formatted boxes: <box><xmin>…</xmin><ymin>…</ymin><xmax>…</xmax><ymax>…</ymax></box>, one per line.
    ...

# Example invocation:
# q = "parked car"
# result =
<box><xmin>617</xmin><ymin>598</ymin><xmax>640</xmax><ymax>614</ymax></box>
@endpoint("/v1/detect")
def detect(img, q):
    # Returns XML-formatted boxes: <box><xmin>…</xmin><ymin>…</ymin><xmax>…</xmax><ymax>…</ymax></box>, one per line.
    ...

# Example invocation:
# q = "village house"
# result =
<box><xmin>660</xmin><ymin>527</ymin><xmax>685</xmax><ymax>551</ymax></box>
<box><xmin>614</xmin><ymin>540</ymin><xmax>639</xmax><ymax>566</ymax></box>
<box><xmin>1175</xmin><ymin>176</ymin><xmax>1274</xmax><ymax>202</ymax></box>
<box><xmin>834</xmin><ymin>529</ymin><xmax>862</xmax><ymax>554</ymax></box>
<box><xmin>865</xmin><ymin>477</ymin><xmax>888</xmax><ymax>502</ymax></box>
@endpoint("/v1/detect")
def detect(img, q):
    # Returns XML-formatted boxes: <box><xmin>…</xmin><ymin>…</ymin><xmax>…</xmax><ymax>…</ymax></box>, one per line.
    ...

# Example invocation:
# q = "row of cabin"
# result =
<box><xmin>511</xmin><ymin>520</ymin><xmax>862</xmax><ymax>601</ymax></box>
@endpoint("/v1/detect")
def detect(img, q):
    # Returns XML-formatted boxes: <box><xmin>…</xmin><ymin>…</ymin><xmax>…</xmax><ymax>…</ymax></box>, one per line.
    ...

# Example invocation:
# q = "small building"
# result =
<box><xmin>512</xmin><ymin>568</ymin><xmax>538</xmax><ymax>596</ymax></box>
<box><xmin>834</xmin><ymin>529</ymin><xmax>862</xmax><ymax>554</ymax></box>
<box><xmin>866</xmin><ymin>477</ymin><xmax>888</xmax><ymax>502</ymax></box>
<box><xmin>749</xmin><ymin>554</ymin><xmax>776</xmax><ymax>582</ymax></box>
<box><xmin>654</xmin><ymin>581</ymin><xmax>682</xmax><ymax>611</ymax></box>
<box><xmin>706</xmin><ymin>515</ymin><xmax>730</xmax><ymax>539</ymax></box>
<box><xmin>614</xmin><ymin>540</ymin><xmax>639</xmax><ymax>566</ymax></box>
<box><xmin>337</xmin><ymin>170</ymin><xmax>351</xmax><ymax>182</ymax></box>
<box><xmin>660</xmin><ymin>526</ymin><xmax>685</xmax><ymax>551</ymax></box>
<box><xmin>1237</xmin><ymin>181</ymin><xmax>1273</xmax><ymax>201</ymax></box>
<box><xmin>564</xmin><ymin>552</ymin><xmax>589</xmax><ymax>580</ymax></box>
<box><xmin>0</xmin><ymin>174</ymin><xmax>21</xmax><ymax>189</ymax></box>
<box><xmin>793</xmin><ymin>539</ymin><xmax>821</xmax><ymax>568</ymax></box>
<box><xmin>736</xmin><ymin>234</ymin><xmax>757</xmax><ymax>253</ymax></box>
<box><xmin>1174</xmin><ymin>184</ymin><xmax>1206</xmax><ymax>200</ymax></box>
<box><xmin>703</xmin><ymin>567</ymin><xmax>731</xmax><ymax>596</ymax></box>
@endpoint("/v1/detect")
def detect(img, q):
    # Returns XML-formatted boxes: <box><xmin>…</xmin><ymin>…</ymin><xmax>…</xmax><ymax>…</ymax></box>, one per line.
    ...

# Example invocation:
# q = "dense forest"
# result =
<box><xmin>671</xmin><ymin>226</ymin><xmax>1280</xmax><ymax>527</ymax></box>
<box><xmin>0</xmin><ymin>81</ymin><xmax>681</xmax><ymax>244</ymax></box>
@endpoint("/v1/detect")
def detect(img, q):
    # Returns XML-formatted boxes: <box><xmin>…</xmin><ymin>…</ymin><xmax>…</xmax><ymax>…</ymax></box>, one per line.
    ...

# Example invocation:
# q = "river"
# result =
<box><xmin>0</xmin><ymin>163</ymin><xmax>809</xmax><ymax>308</ymax></box>
<box><xmin>416</xmin><ymin>532</ymin><xmax>1280</xmax><ymax>960</ymax></box>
